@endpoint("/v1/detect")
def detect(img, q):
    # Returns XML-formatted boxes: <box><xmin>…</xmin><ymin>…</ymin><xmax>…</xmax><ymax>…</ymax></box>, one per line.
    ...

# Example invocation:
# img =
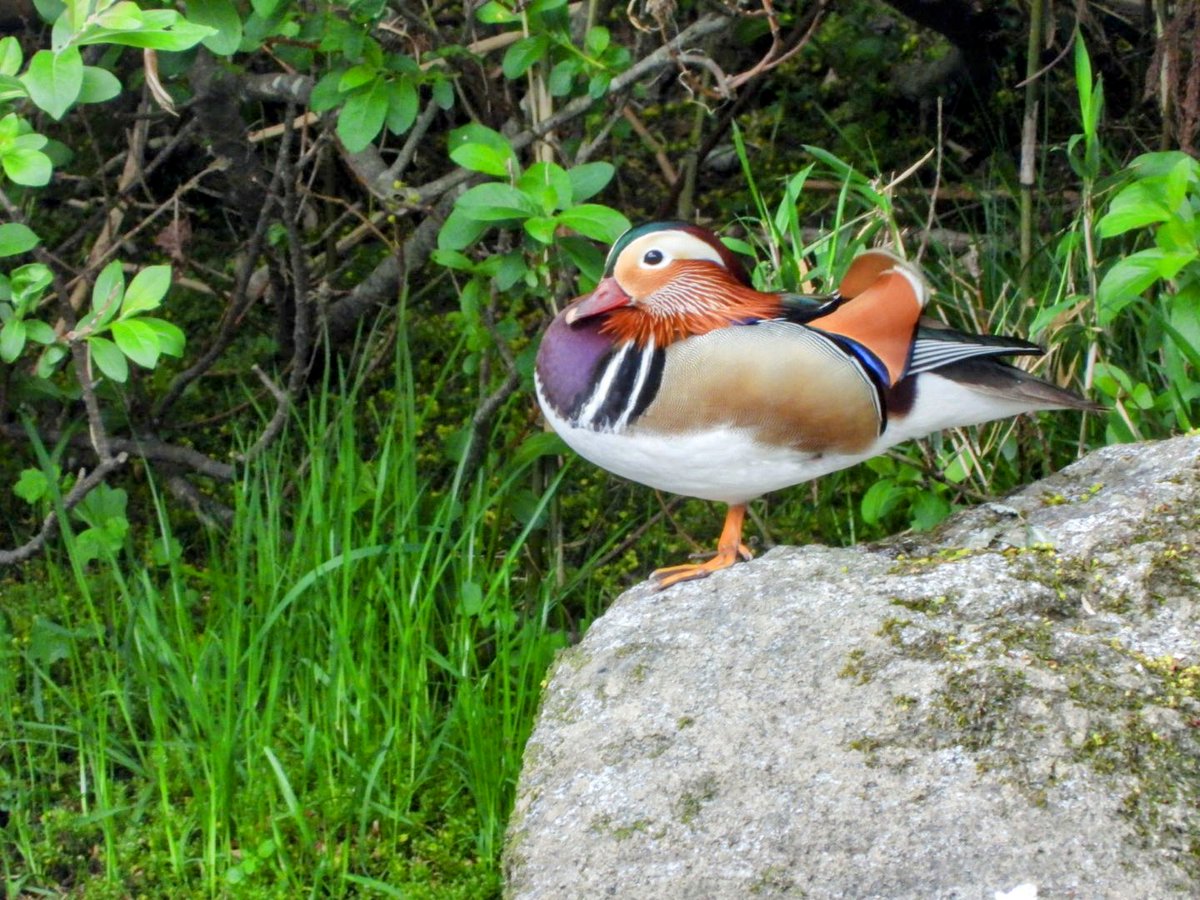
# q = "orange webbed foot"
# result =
<box><xmin>650</xmin><ymin>504</ymin><xmax>752</xmax><ymax>590</ymax></box>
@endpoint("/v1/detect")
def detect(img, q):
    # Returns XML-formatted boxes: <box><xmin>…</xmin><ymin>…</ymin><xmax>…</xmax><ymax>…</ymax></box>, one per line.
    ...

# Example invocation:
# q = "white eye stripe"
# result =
<box><xmin>624</xmin><ymin>231</ymin><xmax>726</xmax><ymax>270</ymax></box>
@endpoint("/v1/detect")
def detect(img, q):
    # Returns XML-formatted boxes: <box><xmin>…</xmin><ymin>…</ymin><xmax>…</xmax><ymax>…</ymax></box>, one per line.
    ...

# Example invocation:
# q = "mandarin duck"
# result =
<box><xmin>535</xmin><ymin>221</ymin><xmax>1099</xmax><ymax>589</ymax></box>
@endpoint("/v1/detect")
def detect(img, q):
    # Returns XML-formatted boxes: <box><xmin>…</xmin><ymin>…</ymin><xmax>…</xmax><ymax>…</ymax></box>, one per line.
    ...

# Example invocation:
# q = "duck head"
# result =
<box><xmin>564</xmin><ymin>222</ymin><xmax>779</xmax><ymax>346</ymax></box>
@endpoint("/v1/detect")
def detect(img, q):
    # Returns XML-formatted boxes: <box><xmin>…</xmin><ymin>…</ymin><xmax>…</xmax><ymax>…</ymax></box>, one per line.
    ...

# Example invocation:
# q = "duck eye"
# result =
<box><xmin>643</xmin><ymin>249</ymin><xmax>664</xmax><ymax>266</ymax></box>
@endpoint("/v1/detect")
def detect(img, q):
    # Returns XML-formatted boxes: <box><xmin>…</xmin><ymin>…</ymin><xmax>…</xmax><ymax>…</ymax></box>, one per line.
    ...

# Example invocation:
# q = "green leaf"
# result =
<box><xmin>187</xmin><ymin>0</ymin><xmax>243</xmax><ymax>55</ymax></box>
<box><xmin>1156</xmin><ymin>215</ymin><xmax>1198</xmax><ymax>255</ymax></box>
<box><xmin>74</xmin><ymin>16</ymin><xmax>217</xmax><ymax>51</ymax></box>
<box><xmin>121</xmin><ymin>264</ymin><xmax>171</xmax><ymax>317</ymax></box>
<box><xmin>94</xmin><ymin>1</ymin><xmax>147</xmax><ymax>31</ymax></box>
<box><xmin>139</xmin><ymin>317</ymin><xmax>185</xmax><ymax>357</ymax></box>
<box><xmin>10</xmin><ymin>263</ymin><xmax>51</xmax><ymax>306</ymax></box>
<box><xmin>385</xmin><ymin>76</ymin><xmax>418</xmax><ymax>135</ymax></box>
<box><xmin>448</xmin><ymin>124</ymin><xmax>514</xmax><ymax>177</ymax></box>
<box><xmin>585</xmin><ymin>26</ymin><xmax>610</xmax><ymax>55</ymax></box>
<box><xmin>1098</xmin><ymin>181</ymin><xmax>1172</xmax><ymax>238</ymax></box>
<box><xmin>0</xmin><ymin>36</ymin><xmax>22</xmax><ymax>76</ymax></box>
<box><xmin>92</xmin><ymin>259</ymin><xmax>125</xmax><ymax>318</ymax></box>
<box><xmin>432</xmin><ymin>77</ymin><xmax>454</xmax><ymax>110</ymax></box>
<box><xmin>77</xmin><ymin>65</ymin><xmax>121</xmax><ymax>104</ymax></box>
<box><xmin>547</xmin><ymin>58</ymin><xmax>578</xmax><ymax>97</ymax></box>
<box><xmin>88</xmin><ymin>335</ymin><xmax>127</xmax><ymax>381</ymax></box>
<box><xmin>475</xmin><ymin>1</ymin><xmax>519</xmax><ymax>24</ymax></box>
<box><xmin>523</xmin><ymin>215</ymin><xmax>558</xmax><ymax>244</ymax></box>
<box><xmin>308</xmin><ymin>70</ymin><xmax>344</xmax><ymax>112</ymax></box>
<box><xmin>22</xmin><ymin>48</ymin><xmax>82</xmax><ymax>120</ymax></box>
<box><xmin>0</xmin><ymin>223</ymin><xmax>39</xmax><ymax>257</ymax></box>
<box><xmin>1073</xmin><ymin>32</ymin><xmax>1098</xmax><ymax>138</ymax></box>
<box><xmin>586</xmin><ymin>72</ymin><xmax>610</xmax><ymax>99</ymax></box>
<box><xmin>559</xmin><ymin>235</ymin><xmax>606</xmax><ymax>286</ymax></box>
<box><xmin>111</xmin><ymin>318</ymin><xmax>162</xmax><ymax>368</ymax></box>
<box><xmin>337</xmin><ymin>79</ymin><xmax>388</xmax><ymax>153</ymax></box>
<box><xmin>455</xmin><ymin>182</ymin><xmax>537</xmax><ymax>221</ymax></box>
<box><xmin>502</xmin><ymin>34</ymin><xmax>548</xmax><ymax>80</ymax></box>
<box><xmin>24</xmin><ymin>320</ymin><xmax>56</xmax><ymax>345</ymax></box>
<box><xmin>14</xmin><ymin>468</ymin><xmax>49</xmax><ymax>505</ymax></box>
<box><xmin>251</xmin><ymin>0</ymin><xmax>285</xmax><ymax>16</ymax></box>
<box><xmin>860</xmin><ymin>479</ymin><xmax>900</xmax><ymax>525</ymax></box>
<box><xmin>451</xmin><ymin>143</ymin><xmax>512</xmax><ymax>177</ymax></box>
<box><xmin>429</xmin><ymin>249</ymin><xmax>476</xmax><ymax>271</ymax></box>
<box><xmin>437</xmin><ymin>208</ymin><xmax>488</xmax><ymax>251</ymax></box>
<box><xmin>518</xmin><ymin>162</ymin><xmax>572</xmax><ymax>213</ymax></box>
<box><xmin>35</xmin><ymin>343</ymin><xmax>68</xmax><ymax>378</ymax></box>
<box><xmin>1096</xmin><ymin>248</ymin><xmax>1197</xmax><ymax>325</ymax></box>
<box><xmin>0</xmin><ymin>74</ymin><xmax>26</xmax><ymax>103</ymax></box>
<box><xmin>1</xmin><ymin>147</ymin><xmax>53</xmax><ymax>186</ymax></box>
<box><xmin>566</xmin><ymin>161</ymin><xmax>614</xmax><ymax>203</ymax></box>
<box><xmin>493</xmin><ymin>252</ymin><xmax>526</xmax><ymax>290</ymax></box>
<box><xmin>338</xmin><ymin>64</ymin><xmax>376</xmax><ymax>92</ymax></box>
<box><xmin>911</xmin><ymin>492</ymin><xmax>952</xmax><ymax>532</ymax></box>
<box><xmin>556</xmin><ymin>204</ymin><xmax>630</xmax><ymax>242</ymax></box>
<box><xmin>9</xmin><ymin>131</ymin><xmax>47</xmax><ymax>151</ymax></box>
<box><xmin>0</xmin><ymin>318</ymin><xmax>26</xmax><ymax>362</ymax></box>
<box><xmin>1129</xmin><ymin>150</ymin><xmax>1199</xmax><ymax>181</ymax></box>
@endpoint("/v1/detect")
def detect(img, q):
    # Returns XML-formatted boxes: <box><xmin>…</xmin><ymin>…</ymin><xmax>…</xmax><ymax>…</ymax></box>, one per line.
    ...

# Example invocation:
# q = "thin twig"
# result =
<box><xmin>154</xmin><ymin>121</ymin><xmax>293</xmax><ymax>420</ymax></box>
<box><xmin>235</xmin><ymin>365</ymin><xmax>291</xmax><ymax>463</ymax></box>
<box><xmin>622</xmin><ymin>107</ymin><xmax>678</xmax><ymax>182</ymax></box>
<box><xmin>917</xmin><ymin>98</ymin><xmax>945</xmax><ymax>264</ymax></box>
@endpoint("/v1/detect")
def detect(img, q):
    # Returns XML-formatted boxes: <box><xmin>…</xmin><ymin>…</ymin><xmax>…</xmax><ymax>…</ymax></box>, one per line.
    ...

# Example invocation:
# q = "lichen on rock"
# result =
<box><xmin>505</xmin><ymin>435</ymin><xmax>1200</xmax><ymax>899</ymax></box>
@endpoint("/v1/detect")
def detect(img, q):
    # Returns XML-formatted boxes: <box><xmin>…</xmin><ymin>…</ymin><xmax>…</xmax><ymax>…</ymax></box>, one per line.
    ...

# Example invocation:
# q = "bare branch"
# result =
<box><xmin>235</xmin><ymin>365</ymin><xmax>291</xmax><ymax>464</ymax></box>
<box><xmin>0</xmin><ymin>423</ymin><xmax>236</xmax><ymax>481</ymax></box>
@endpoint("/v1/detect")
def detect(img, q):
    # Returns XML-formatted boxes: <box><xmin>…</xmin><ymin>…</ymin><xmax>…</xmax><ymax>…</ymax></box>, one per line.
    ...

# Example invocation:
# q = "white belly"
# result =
<box><xmin>537</xmin><ymin>376</ymin><xmax>870</xmax><ymax>503</ymax></box>
<box><xmin>537</xmin><ymin>369</ymin><xmax>1053</xmax><ymax>506</ymax></box>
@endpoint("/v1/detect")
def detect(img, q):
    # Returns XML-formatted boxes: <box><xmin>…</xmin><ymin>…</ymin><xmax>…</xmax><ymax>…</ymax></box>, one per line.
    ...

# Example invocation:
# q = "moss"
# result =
<box><xmin>878</xmin><ymin>615</ymin><xmax>963</xmax><ymax>662</ymax></box>
<box><xmin>842</xmin><ymin>485</ymin><xmax>1200</xmax><ymax>874</ymax></box>
<box><xmin>675</xmin><ymin>775</ymin><xmax>719</xmax><ymax>826</ymax></box>
<box><xmin>589</xmin><ymin>814</ymin><xmax>654</xmax><ymax>842</ymax></box>
<box><xmin>1072</xmin><ymin>698</ymin><xmax>1200</xmax><ymax>875</ymax></box>
<box><xmin>748</xmin><ymin>865</ymin><xmax>802</xmax><ymax>895</ymax></box>
<box><xmin>888</xmin><ymin>547</ymin><xmax>976</xmax><ymax>575</ymax></box>
<box><xmin>928</xmin><ymin>665</ymin><xmax>1029</xmax><ymax>755</ymax></box>
<box><xmin>890</xmin><ymin>594</ymin><xmax>953</xmax><ymax>615</ymax></box>
<box><xmin>847</xmin><ymin>735</ymin><xmax>884</xmax><ymax>766</ymax></box>
<box><xmin>838</xmin><ymin>647</ymin><xmax>871</xmax><ymax>683</ymax></box>
<box><xmin>611</xmin><ymin>820</ymin><xmax>653</xmax><ymax>841</ymax></box>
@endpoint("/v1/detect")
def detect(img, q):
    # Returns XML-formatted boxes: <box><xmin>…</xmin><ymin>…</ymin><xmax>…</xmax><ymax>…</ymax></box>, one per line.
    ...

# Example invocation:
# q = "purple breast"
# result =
<box><xmin>535</xmin><ymin>312</ymin><xmax>616</xmax><ymax>419</ymax></box>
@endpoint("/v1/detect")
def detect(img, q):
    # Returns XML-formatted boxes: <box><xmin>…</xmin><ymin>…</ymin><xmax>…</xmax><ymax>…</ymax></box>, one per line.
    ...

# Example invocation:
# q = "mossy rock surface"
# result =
<box><xmin>505</xmin><ymin>435</ymin><xmax>1200</xmax><ymax>899</ymax></box>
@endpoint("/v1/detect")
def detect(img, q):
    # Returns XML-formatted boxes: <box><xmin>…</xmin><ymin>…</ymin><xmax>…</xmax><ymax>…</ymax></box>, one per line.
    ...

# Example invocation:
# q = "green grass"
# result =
<box><xmin>0</xmin><ymin>314</ymin><xmax>605</xmax><ymax>897</ymax></box>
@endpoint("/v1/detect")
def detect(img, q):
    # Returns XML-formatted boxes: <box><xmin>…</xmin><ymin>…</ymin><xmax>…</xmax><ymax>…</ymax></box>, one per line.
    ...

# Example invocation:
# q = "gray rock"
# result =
<box><xmin>505</xmin><ymin>435</ymin><xmax>1200</xmax><ymax>899</ymax></box>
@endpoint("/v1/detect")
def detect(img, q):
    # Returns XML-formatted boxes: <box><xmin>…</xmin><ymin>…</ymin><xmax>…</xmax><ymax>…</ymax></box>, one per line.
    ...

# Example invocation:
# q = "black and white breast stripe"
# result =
<box><xmin>570</xmin><ymin>340</ymin><xmax>665</xmax><ymax>432</ymax></box>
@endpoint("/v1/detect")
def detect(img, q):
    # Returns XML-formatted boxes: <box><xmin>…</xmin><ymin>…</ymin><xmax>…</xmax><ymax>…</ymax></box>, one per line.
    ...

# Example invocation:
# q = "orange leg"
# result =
<box><xmin>651</xmin><ymin>503</ymin><xmax>753</xmax><ymax>589</ymax></box>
